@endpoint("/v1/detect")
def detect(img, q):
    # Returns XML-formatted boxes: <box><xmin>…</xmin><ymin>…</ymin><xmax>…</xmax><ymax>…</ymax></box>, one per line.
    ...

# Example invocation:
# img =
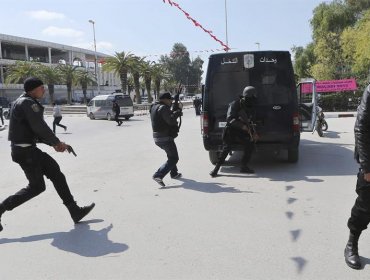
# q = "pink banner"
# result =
<box><xmin>301</xmin><ymin>79</ymin><xmax>357</xmax><ymax>93</ymax></box>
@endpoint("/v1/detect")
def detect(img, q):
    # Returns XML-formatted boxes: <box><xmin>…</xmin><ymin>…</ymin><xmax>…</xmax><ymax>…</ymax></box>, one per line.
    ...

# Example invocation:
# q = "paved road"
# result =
<box><xmin>0</xmin><ymin>110</ymin><xmax>368</xmax><ymax>279</ymax></box>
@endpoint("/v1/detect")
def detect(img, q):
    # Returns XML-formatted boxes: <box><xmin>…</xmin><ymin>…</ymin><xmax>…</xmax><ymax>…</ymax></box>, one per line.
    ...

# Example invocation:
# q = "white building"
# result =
<box><xmin>0</xmin><ymin>33</ymin><xmax>121</xmax><ymax>103</ymax></box>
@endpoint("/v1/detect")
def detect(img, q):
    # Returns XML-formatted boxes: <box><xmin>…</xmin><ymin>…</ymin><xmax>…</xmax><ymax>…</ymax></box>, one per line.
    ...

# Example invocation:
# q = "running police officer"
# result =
<box><xmin>210</xmin><ymin>86</ymin><xmax>259</xmax><ymax>177</ymax></box>
<box><xmin>0</xmin><ymin>77</ymin><xmax>95</xmax><ymax>232</ymax></box>
<box><xmin>344</xmin><ymin>83</ymin><xmax>370</xmax><ymax>269</ymax></box>
<box><xmin>150</xmin><ymin>92</ymin><xmax>182</xmax><ymax>187</ymax></box>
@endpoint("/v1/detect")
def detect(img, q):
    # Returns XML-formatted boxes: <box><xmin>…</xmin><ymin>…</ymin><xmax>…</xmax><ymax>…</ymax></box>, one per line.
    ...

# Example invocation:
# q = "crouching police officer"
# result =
<box><xmin>210</xmin><ymin>86</ymin><xmax>259</xmax><ymax>177</ymax></box>
<box><xmin>0</xmin><ymin>77</ymin><xmax>95</xmax><ymax>232</ymax></box>
<box><xmin>150</xmin><ymin>92</ymin><xmax>182</xmax><ymax>187</ymax></box>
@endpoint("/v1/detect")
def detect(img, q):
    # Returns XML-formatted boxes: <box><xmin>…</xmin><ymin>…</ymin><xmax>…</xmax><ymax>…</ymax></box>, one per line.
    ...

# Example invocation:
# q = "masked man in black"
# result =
<box><xmin>150</xmin><ymin>92</ymin><xmax>182</xmax><ymax>187</ymax></box>
<box><xmin>345</xmin><ymin>83</ymin><xmax>370</xmax><ymax>269</ymax></box>
<box><xmin>210</xmin><ymin>86</ymin><xmax>259</xmax><ymax>177</ymax></box>
<box><xmin>0</xmin><ymin>77</ymin><xmax>95</xmax><ymax>232</ymax></box>
<box><xmin>112</xmin><ymin>100</ymin><xmax>122</xmax><ymax>126</ymax></box>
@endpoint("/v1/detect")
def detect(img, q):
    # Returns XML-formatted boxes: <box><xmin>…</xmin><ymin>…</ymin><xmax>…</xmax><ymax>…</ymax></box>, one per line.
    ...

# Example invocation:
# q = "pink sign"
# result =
<box><xmin>301</xmin><ymin>78</ymin><xmax>357</xmax><ymax>93</ymax></box>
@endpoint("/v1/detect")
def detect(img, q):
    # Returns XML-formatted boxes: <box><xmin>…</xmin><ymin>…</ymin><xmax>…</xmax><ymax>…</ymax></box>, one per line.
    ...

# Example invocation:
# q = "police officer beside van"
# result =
<box><xmin>0</xmin><ymin>77</ymin><xmax>95</xmax><ymax>232</ymax></box>
<box><xmin>210</xmin><ymin>86</ymin><xmax>259</xmax><ymax>177</ymax></box>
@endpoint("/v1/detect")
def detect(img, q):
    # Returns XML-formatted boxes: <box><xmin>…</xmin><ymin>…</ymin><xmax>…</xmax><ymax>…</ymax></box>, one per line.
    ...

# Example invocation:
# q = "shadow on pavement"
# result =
<box><xmin>163</xmin><ymin>178</ymin><xmax>256</xmax><ymax>194</ymax></box>
<box><xmin>218</xmin><ymin>139</ymin><xmax>356</xmax><ymax>182</ymax></box>
<box><xmin>0</xmin><ymin>219</ymin><xmax>128</xmax><ymax>257</ymax></box>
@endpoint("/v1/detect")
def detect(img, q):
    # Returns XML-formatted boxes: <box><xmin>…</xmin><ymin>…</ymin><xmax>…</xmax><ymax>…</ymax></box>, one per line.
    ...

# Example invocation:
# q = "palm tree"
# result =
<box><xmin>141</xmin><ymin>61</ymin><xmax>155</xmax><ymax>103</ymax></box>
<box><xmin>57</xmin><ymin>64</ymin><xmax>79</xmax><ymax>104</ymax></box>
<box><xmin>75</xmin><ymin>69</ymin><xmax>97</xmax><ymax>104</ymax></box>
<box><xmin>102</xmin><ymin>51</ymin><xmax>135</xmax><ymax>94</ymax></box>
<box><xmin>5</xmin><ymin>61</ymin><xmax>40</xmax><ymax>85</ymax></box>
<box><xmin>130</xmin><ymin>56</ymin><xmax>145</xmax><ymax>104</ymax></box>
<box><xmin>152</xmin><ymin>63</ymin><xmax>170</xmax><ymax>99</ymax></box>
<box><xmin>36</xmin><ymin>64</ymin><xmax>61</xmax><ymax>104</ymax></box>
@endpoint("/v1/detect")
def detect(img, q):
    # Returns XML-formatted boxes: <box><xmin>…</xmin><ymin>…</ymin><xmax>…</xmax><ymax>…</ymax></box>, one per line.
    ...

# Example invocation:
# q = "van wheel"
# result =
<box><xmin>107</xmin><ymin>113</ymin><xmax>112</xmax><ymax>121</ymax></box>
<box><xmin>209</xmin><ymin>151</ymin><xmax>220</xmax><ymax>165</ymax></box>
<box><xmin>89</xmin><ymin>113</ymin><xmax>95</xmax><ymax>120</ymax></box>
<box><xmin>287</xmin><ymin>148</ymin><xmax>299</xmax><ymax>163</ymax></box>
<box><xmin>125</xmin><ymin>116</ymin><xmax>130</xmax><ymax>120</ymax></box>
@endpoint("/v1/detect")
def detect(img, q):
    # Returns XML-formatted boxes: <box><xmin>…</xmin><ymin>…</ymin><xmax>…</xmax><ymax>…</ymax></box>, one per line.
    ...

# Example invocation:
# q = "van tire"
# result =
<box><xmin>125</xmin><ymin>116</ymin><xmax>130</xmax><ymax>120</ymax></box>
<box><xmin>209</xmin><ymin>151</ymin><xmax>220</xmax><ymax>165</ymax></box>
<box><xmin>287</xmin><ymin>148</ymin><xmax>299</xmax><ymax>163</ymax></box>
<box><xmin>107</xmin><ymin>113</ymin><xmax>112</xmax><ymax>121</ymax></box>
<box><xmin>89</xmin><ymin>113</ymin><xmax>95</xmax><ymax>120</ymax></box>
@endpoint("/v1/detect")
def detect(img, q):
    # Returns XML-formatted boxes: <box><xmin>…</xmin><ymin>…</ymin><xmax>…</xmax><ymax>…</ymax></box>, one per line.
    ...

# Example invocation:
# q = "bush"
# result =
<box><xmin>319</xmin><ymin>91</ymin><xmax>362</xmax><ymax>111</ymax></box>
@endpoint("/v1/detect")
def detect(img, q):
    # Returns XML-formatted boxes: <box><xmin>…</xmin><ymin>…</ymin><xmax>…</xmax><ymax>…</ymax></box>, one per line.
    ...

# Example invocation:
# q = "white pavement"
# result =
<box><xmin>0</xmin><ymin>110</ymin><xmax>369</xmax><ymax>280</ymax></box>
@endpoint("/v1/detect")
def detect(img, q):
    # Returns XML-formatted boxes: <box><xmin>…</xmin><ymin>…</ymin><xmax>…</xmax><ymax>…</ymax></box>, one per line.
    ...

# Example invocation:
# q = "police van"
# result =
<box><xmin>201</xmin><ymin>51</ymin><xmax>317</xmax><ymax>164</ymax></box>
<box><xmin>87</xmin><ymin>93</ymin><xmax>134</xmax><ymax>120</ymax></box>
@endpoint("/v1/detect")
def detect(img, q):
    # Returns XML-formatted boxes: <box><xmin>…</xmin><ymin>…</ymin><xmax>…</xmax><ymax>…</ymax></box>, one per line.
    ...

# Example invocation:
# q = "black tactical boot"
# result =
<box><xmin>344</xmin><ymin>231</ymin><xmax>362</xmax><ymax>269</ymax></box>
<box><xmin>0</xmin><ymin>204</ymin><xmax>6</xmax><ymax>232</ymax></box>
<box><xmin>240</xmin><ymin>166</ymin><xmax>255</xmax><ymax>174</ymax></box>
<box><xmin>66</xmin><ymin>202</ymin><xmax>95</xmax><ymax>224</ymax></box>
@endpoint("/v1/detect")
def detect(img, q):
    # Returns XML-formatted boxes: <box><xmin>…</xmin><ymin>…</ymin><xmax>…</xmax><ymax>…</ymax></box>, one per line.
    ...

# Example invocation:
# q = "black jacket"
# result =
<box><xmin>226</xmin><ymin>98</ymin><xmax>254</xmax><ymax>131</ymax></box>
<box><xmin>8</xmin><ymin>93</ymin><xmax>60</xmax><ymax>146</ymax></box>
<box><xmin>150</xmin><ymin>101</ymin><xmax>179</xmax><ymax>139</ymax></box>
<box><xmin>355</xmin><ymin>84</ymin><xmax>370</xmax><ymax>172</ymax></box>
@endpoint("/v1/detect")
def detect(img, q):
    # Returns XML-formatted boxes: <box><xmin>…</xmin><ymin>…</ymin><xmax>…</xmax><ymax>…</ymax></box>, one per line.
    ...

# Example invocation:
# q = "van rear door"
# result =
<box><xmin>297</xmin><ymin>79</ymin><xmax>317</xmax><ymax>132</ymax></box>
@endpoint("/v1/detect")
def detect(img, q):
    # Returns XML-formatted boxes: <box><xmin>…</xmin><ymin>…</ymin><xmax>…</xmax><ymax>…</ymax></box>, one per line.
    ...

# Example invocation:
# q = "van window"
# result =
<box><xmin>116</xmin><ymin>96</ymin><xmax>133</xmax><ymax>106</ymax></box>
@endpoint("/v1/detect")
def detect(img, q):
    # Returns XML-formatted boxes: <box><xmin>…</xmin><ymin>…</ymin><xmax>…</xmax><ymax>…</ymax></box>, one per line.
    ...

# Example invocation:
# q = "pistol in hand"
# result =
<box><xmin>66</xmin><ymin>145</ymin><xmax>77</xmax><ymax>157</ymax></box>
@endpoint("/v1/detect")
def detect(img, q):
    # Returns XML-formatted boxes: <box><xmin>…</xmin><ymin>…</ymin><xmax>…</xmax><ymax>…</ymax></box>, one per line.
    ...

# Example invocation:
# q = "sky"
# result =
<box><xmin>0</xmin><ymin>0</ymin><xmax>328</xmax><ymax>62</ymax></box>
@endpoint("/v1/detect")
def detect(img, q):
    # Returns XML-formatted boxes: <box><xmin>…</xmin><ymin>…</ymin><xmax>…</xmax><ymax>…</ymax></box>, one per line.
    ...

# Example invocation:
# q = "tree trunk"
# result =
<box><xmin>67</xmin><ymin>83</ymin><xmax>72</xmax><ymax>104</ymax></box>
<box><xmin>120</xmin><ymin>70</ymin><xmax>128</xmax><ymax>94</ymax></box>
<box><xmin>133</xmin><ymin>73</ymin><xmax>141</xmax><ymax>104</ymax></box>
<box><xmin>48</xmin><ymin>84</ymin><xmax>55</xmax><ymax>105</ymax></box>
<box><xmin>145</xmin><ymin>77</ymin><xmax>153</xmax><ymax>103</ymax></box>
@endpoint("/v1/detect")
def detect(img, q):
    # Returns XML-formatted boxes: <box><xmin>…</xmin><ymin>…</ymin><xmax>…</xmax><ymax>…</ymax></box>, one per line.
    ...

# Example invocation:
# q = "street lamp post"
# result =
<box><xmin>88</xmin><ymin>19</ymin><xmax>100</xmax><ymax>94</ymax></box>
<box><xmin>255</xmin><ymin>42</ymin><xmax>260</xmax><ymax>50</ymax></box>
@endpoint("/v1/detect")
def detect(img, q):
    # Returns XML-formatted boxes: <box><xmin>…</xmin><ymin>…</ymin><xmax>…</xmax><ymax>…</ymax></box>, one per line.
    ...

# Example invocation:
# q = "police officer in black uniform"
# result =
<box><xmin>112</xmin><ymin>100</ymin><xmax>122</xmax><ymax>126</ymax></box>
<box><xmin>150</xmin><ymin>92</ymin><xmax>182</xmax><ymax>187</ymax></box>
<box><xmin>210</xmin><ymin>86</ymin><xmax>259</xmax><ymax>177</ymax></box>
<box><xmin>0</xmin><ymin>77</ymin><xmax>95</xmax><ymax>232</ymax></box>
<box><xmin>344</xmin><ymin>83</ymin><xmax>370</xmax><ymax>269</ymax></box>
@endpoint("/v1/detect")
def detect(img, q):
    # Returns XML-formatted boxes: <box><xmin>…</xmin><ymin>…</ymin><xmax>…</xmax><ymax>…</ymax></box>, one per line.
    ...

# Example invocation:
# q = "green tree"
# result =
<box><xmin>57</xmin><ymin>64</ymin><xmax>79</xmax><ymax>104</ymax></box>
<box><xmin>36</xmin><ymin>64</ymin><xmax>61</xmax><ymax>104</ymax></box>
<box><xmin>130</xmin><ymin>56</ymin><xmax>145</xmax><ymax>104</ymax></box>
<box><xmin>292</xmin><ymin>44</ymin><xmax>315</xmax><ymax>80</ymax></box>
<box><xmin>310</xmin><ymin>1</ymin><xmax>357</xmax><ymax>80</ymax></box>
<box><xmin>141</xmin><ymin>61</ymin><xmax>155</xmax><ymax>103</ymax></box>
<box><xmin>151</xmin><ymin>63</ymin><xmax>170</xmax><ymax>99</ymax></box>
<box><xmin>102</xmin><ymin>51</ymin><xmax>135</xmax><ymax>94</ymax></box>
<box><xmin>5</xmin><ymin>61</ymin><xmax>39</xmax><ymax>84</ymax></box>
<box><xmin>160</xmin><ymin>43</ymin><xmax>190</xmax><ymax>84</ymax></box>
<box><xmin>341</xmin><ymin>9</ymin><xmax>370</xmax><ymax>87</ymax></box>
<box><xmin>75</xmin><ymin>69</ymin><xmax>97</xmax><ymax>104</ymax></box>
<box><xmin>187</xmin><ymin>57</ymin><xmax>204</xmax><ymax>94</ymax></box>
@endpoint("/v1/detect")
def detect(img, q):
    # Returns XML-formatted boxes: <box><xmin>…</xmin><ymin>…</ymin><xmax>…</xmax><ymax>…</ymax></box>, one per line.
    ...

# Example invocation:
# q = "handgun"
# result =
<box><xmin>66</xmin><ymin>145</ymin><xmax>77</xmax><ymax>157</ymax></box>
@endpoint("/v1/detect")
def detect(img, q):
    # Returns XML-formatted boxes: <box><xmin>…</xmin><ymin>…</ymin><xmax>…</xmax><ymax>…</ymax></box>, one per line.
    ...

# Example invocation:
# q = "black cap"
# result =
<box><xmin>159</xmin><ymin>92</ymin><xmax>173</xmax><ymax>100</ymax></box>
<box><xmin>24</xmin><ymin>77</ymin><xmax>44</xmax><ymax>93</ymax></box>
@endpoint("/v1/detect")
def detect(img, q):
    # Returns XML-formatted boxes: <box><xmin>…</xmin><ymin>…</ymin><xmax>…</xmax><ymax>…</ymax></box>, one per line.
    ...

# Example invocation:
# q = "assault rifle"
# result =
<box><xmin>239</xmin><ymin>109</ymin><xmax>258</xmax><ymax>143</ymax></box>
<box><xmin>172</xmin><ymin>83</ymin><xmax>183</xmax><ymax>129</ymax></box>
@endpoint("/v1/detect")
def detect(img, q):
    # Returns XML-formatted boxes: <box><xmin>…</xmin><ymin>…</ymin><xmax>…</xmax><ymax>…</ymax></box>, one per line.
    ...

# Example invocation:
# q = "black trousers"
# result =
<box><xmin>53</xmin><ymin>116</ymin><xmax>66</xmax><ymax>133</ymax></box>
<box><xmin>115</xmin><ymin>112</ymin><xmax>121</xmax><ymax>124</ymax></box>
<box><xmin>348</xmin><ymin>170</ymin><xmax>370</xmax><ymax>233</ymax></box>
<box><xmin>212</xmin><ymin>142</ymin><xmax>254</xmax><ymax>174</ymax></box>
<box><xmin>0</xmin><ymin>112</ymin><xmax>4</xmax><ymax>125</ymax></box>
<box><xmin>1</xmin><ymin>146</ymin><xmax>75</xmax><ymax>211</ymax></box>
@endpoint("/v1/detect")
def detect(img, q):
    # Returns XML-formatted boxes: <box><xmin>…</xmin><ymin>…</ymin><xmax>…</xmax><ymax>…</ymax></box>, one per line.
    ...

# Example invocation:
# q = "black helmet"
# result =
<box><xmin>242</xmin><ymin>86</ymin><xmax>257</xmax><ymax>99</ymax></box>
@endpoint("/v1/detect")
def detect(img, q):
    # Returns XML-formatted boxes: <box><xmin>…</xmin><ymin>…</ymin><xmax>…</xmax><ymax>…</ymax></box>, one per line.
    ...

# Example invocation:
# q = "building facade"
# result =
<box><xmin>0</xmin><ymin>33</ymin><xmax>120</xmax><ymax>103</ymax></box>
